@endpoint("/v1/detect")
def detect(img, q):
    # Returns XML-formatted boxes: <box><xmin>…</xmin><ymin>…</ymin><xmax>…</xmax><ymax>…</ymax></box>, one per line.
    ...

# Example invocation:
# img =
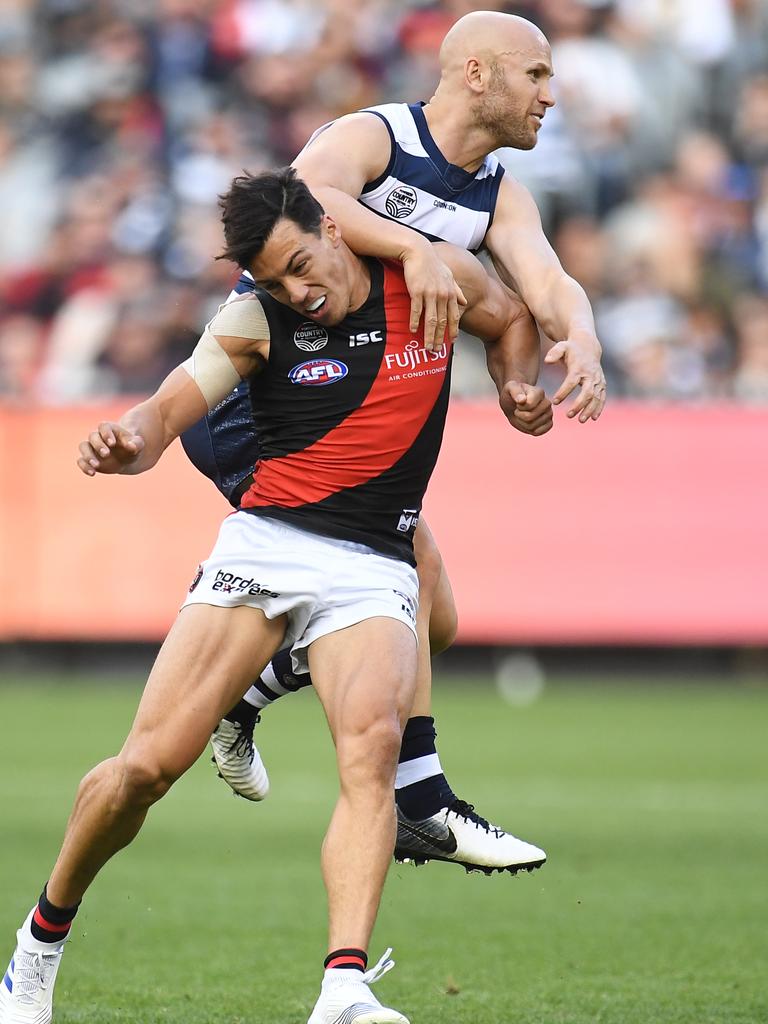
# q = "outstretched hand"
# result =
<box><xmin>401</xmin><ymin>245</ymin><xmax>467</xmax><ymax>352</ymax></box>
<box><xmin>77</xmin><ymin>422</ymin><xmax>145</xmax><ymax>476</ymax></box>
<box><xmin>499</xmin><ymin>382</ymin><xmax>553</xmax><ymax>437</ymax></box>
<box><xmin>545</xmin><ymin>333</ymin><xmax>607</xmax><ymax>422</ymax></box>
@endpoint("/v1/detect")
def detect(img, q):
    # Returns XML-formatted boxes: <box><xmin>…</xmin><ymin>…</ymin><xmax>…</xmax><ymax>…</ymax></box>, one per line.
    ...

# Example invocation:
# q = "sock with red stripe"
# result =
<box><xmin>324</xmin><ymin>948</ymin><xmax>367</xmax><ymax>973</ymax></box>
<box><xmin>29</xmin><ymin>886</ymin><xmax>80</xmax><ymax>945</ymax></box>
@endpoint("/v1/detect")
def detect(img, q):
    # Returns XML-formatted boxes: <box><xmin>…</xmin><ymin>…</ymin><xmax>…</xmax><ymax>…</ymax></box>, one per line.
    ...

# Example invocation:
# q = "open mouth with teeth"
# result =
<box><xmin>306</xmin><ymin>295</ymin><xmax>327</xmax><ymax>316</ymax></box>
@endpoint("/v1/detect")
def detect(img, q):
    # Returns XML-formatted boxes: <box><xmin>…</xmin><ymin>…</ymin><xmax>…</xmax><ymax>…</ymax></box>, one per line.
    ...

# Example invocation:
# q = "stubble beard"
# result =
<box><xmin>474</xmin><ymin>65</ymin><xmax>538</xmax><ymax>151</ymax></box>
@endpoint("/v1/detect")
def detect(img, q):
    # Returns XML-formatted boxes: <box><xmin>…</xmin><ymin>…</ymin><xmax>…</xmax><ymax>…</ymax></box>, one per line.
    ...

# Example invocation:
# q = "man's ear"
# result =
<box><xmin>465</xmin><ymin>57</ymin><xmax>487</xmax><ymax>95</ymax></box>
<box><xmin>323</xmin><ymin>213</ymin><xmax>342</xmax><ymax>247</ymax></box>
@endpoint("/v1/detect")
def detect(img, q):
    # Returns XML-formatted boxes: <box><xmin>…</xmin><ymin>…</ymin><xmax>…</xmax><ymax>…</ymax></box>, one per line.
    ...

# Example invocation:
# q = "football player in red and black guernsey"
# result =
<box><xmin>2</xmin><ymin>169</ymin><xmax>549</xmax><ymax>1024</ymax></box>
<box><xmin>203</xmin><ymin>168</ymin><xmax>551</xmax><ymax>878</ymax></box>
<box><xmin>191</xmin><ymin>9</ymin><xmax>603</xmax><ymax>883</ymax></box>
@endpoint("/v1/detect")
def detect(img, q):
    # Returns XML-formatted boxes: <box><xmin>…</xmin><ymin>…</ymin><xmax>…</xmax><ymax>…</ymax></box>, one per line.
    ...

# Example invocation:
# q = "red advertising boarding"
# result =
<box><xmin>0</xmin><ymin>402</ymin><xmax>766</xmax><ymax>644</ymax></box>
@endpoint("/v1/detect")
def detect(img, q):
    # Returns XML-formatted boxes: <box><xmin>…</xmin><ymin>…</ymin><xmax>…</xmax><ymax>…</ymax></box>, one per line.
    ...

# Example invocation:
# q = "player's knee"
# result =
<box><xmin>115</xmin><ymin>751</ymin><xmax>177</xmax><ymax>808</ymax></box>
<box><xmin>337</xmin><ymin>719</ymin><xmax>402</xmax><ymax>790</ymax></box>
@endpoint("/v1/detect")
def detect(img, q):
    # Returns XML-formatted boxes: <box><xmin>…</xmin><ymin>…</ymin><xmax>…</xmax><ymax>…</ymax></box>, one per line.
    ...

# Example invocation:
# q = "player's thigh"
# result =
<box><xmin>121</xmin><ymin>603</ymin><xmax>286</xmax><ymax>779</ymax></box>
<box><xmin>308</xmin><ymin>616</ymin><xmax>418</xmax><ymax>742</ymax></box>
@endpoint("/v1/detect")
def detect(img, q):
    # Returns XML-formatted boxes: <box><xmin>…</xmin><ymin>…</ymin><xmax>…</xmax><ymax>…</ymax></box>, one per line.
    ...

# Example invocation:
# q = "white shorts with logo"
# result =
<box><xmin>182</xmin><ymin>512</ymin><xmax>419</xmax><ymax>673</ymax></box>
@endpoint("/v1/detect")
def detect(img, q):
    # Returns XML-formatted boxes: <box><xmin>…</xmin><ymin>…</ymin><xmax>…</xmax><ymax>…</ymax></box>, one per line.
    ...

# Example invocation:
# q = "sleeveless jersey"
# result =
<box><xmin>357</xmin><ymin>102</ymin><xmax>504</xmax><ymax>253</ymax></box>
<box><xmin>181</xmin><ymin>102</ymin><xmax>503</xmax><ymax>503</ymax></box>
<box><xmin>239</xmin><ymin>258</ymin><xmax>452</xmax><ymax>564</ymax></box>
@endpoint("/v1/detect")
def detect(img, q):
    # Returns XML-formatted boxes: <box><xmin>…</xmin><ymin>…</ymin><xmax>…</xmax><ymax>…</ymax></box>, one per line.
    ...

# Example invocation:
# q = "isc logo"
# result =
<box><xmin>349</xmin><ymin>330</ymin><xmax>383</xmax><ymax>347</ymax></box>
<box><xmin>289</xmin><ymin>358</ymin><xmax>349</xmax><ymax>386</ymax></box>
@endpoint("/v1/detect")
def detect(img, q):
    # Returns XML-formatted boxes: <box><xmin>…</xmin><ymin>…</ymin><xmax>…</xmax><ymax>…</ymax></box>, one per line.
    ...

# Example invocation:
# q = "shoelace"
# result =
<box><xmin>448</xmin><ymin>799</ymin><xmax>503</xmax><ymax>838</ymax></box>
<box><xmin>226</xmin><ymin>722</ymin><xmax>256</xmax><ymax>764</ymax></box>
<box><xmin>13</xmin><ymin>950</ymin><xmax>58</xmax><ymax>1003</ymax></box>
<box><xmin>361</xmin><ymin>948</ymin><xmax>396</xmax><ymax>986</ymax></box>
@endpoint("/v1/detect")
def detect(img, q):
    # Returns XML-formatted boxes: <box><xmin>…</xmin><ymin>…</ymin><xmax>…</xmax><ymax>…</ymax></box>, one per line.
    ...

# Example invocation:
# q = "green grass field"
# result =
<box><xmin>1</xmin><ymin>673</ymin><xmax>766</xmax><ymax>1024</ymax></box>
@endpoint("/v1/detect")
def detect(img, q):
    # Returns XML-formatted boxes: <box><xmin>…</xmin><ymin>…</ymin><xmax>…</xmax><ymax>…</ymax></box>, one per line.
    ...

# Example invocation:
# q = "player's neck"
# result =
<box><xmin>421</xmin><ymin>97</ymin><xmax>495</xmax><ymax>174</ymax></box>
<box><xmin>344</xmin><ymin>249</ymin><xmax>372</xmax><ymax>314</ymax></box>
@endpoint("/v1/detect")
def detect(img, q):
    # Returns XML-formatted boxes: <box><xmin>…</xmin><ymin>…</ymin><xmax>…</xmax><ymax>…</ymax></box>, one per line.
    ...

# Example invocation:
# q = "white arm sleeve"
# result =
<box><xmin>180</xmin><ymin>294</ymin><xmax>271</xmax><ymax>410</ymax></box>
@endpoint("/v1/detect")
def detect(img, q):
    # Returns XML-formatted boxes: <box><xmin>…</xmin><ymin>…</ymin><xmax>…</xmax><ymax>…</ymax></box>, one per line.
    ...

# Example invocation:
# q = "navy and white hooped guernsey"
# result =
<box><xmin>181</xmin><ymin>102</ymin><xmax>505</xmax><ymax>504</ymax></box>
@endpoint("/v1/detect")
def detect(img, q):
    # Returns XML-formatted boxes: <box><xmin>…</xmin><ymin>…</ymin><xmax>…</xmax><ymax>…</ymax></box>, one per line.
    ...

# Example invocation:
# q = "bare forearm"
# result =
<box><xmin>117</xmin><ymin>362</ymin><xmax>214</xmax><ymax>474</ymax></box>
<box><xmin>486</xmin><ymin>179</ymin><xmax>606</xmax><ymax>419</ymax></box>
<box><xmin>313</xmin><ymin>186</ymin><xmax>428</xmax><ymax>262</ymax></box>
<box><xmin>78</xmin><ymin>364</ymin><xmax>220</xmax><ymax>478</ymax></box>
<box><xmin>531</xmin><ymin>274</ymin><xmax>600</xmax><ymax>354</ymax></box>
<box><xmin>492</xmin><ymin>249</ymin><xmax>597</xmax><ymax>343</ymax></box>
<box><xmin>484</xmin><ymin>315</ymin><xmax>540</xmax><ymax>392</ymax></box>
<box><xmin>117</xmin><ymin>400</ymin><xmax>170</xmax><ymax>474</ymax></box>
<box><xmin>496</xmin><ymin>343</ymin><xmax>540</xmax><ymax>388</ymax></box>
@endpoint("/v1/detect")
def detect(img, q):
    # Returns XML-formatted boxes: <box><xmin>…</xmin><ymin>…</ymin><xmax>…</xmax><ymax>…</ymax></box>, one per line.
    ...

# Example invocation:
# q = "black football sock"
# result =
<box><xmin>247</xmin><ymin>647</ymin><xmax>313</xmax><ymax>709</ymax></box>
<box><xmin>224</xmin><ymin>648</ymin><xmax>313</xmax><ymax>721</ymax></box>
<box><xmin>394</xmin><ymin>715</ymin><xmax>456</xmax><ymax>820</ymax></box>
<box><xmin>29</xmin><ymin>885</ymin><xmax>80</xmax><ymax>945</ymax></box>
<box><xmin>223</xmin><ymin>698</ymin><xmax>259</xmax><ymax>729</ymax></box>
<box><xmin>324</xmin><ymin>948</ymin><xmax>368</xmax><ymax>973</ymax></box>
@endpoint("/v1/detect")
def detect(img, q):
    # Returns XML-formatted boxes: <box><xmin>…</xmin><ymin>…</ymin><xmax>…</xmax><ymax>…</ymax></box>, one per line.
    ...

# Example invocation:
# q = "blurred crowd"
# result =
<box><xmin>1</xmin><ymin>0</ymin><xmax>768</xmax><ymax>404</ymax></box>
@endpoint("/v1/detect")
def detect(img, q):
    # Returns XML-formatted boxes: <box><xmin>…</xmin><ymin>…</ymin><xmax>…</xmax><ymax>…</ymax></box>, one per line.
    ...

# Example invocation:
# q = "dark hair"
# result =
<box><xmin>217</xmin><ymin>167</ymin><xmax>324</xmax><ymax>269</ymax></box>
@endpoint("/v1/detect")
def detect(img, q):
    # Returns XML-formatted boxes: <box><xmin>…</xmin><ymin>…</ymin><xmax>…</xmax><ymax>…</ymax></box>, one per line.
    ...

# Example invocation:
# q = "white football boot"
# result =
<box><xmin>0</xmin><ymin>911</ymin><xmax>65</xmax><ymax>1024</ymax></box>
<box><xmin>210</xmin><ymin>717</ymin><xmax>269</xmax><ymax>801</ymax></box>
<box><xmin>395</xmin><ymin>799</ymin><xmax>546</xmax><ymax>874</ymax></box>
<box><xmin>307</xmin><ymin>948</ymin><xmax>409</xmax><ymax>1024</ymax></box>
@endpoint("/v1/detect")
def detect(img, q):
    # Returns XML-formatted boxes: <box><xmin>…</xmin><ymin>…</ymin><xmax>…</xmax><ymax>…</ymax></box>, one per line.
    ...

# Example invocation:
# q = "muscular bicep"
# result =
<box><xmin>433</xmin><ymin>242</ymin><xmax>523</xmax><ymax>342</ymax></box>
<box><xmin>292</xmin><ymin>112</ymin><xmax>392</xmax><ymax>197</ymax></box>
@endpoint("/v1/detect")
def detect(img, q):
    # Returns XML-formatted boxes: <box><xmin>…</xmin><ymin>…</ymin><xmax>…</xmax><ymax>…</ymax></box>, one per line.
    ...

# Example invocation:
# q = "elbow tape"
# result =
<box><xmin>181</xmin><ymin>295</ymin><xmax>270</xmax><ymax>409</ymax></box>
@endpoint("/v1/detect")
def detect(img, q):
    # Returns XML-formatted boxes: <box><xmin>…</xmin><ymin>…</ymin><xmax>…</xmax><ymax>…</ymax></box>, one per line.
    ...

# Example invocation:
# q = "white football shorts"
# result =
<box><xmin>182</xmin><ymin>511</ymin><xmax>419</xmax><ymax>673</ymax></box>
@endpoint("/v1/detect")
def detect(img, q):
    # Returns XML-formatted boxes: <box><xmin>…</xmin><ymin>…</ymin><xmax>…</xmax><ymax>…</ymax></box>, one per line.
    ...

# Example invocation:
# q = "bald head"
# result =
<box><xmin>431</xmin><ymin>11</ymin><xmax>554</xmax><ymax>153</ymax></box>
<box><xmin>439</xmin><ymin>12</ymin><xmax>549</xmax><ymax>75</ymax></box>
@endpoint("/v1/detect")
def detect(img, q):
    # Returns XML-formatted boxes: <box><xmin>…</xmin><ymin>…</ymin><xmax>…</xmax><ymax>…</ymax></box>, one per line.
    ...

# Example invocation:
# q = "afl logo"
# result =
<box><xmin>294</xmin><ymin>322</ymin><xmax>328</xmax><ymax>352</ymax></box>
<box><xmin>189</xmin><ymin>564</ymin><xmax>203</xmax><ymax>593</ymax></box>
<box><xmin>289</xmin><ymin>358</ymin><xmax>349</xmax><ymax>386</ymax></box>
<box><xmin>385</xmin><ymin>185</ymin><xmax>417</xmax><ymax>220</ymax></box>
